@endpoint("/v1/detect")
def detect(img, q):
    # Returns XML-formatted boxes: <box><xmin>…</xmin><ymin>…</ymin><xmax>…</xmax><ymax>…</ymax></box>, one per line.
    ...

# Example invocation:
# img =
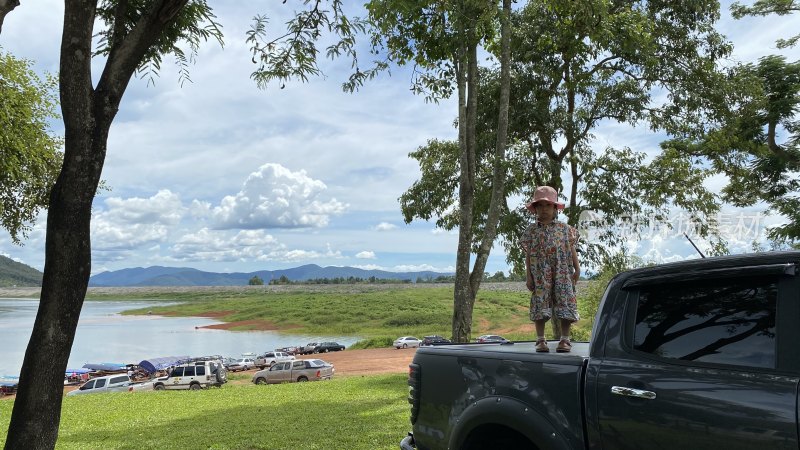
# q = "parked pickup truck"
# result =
<box><xmin>254</xmin><ymin>351</ymin><xmax>295</xmax><ymax>369</ymax></box>
<box><xmin>251</xmin><ymin>359</ymin><xmax>334</xmax><ymax>384</ymax></box>
<box><xmin>401</xmin><ymin>252</ymin><xmax>800</xmax><ymax>450</ymax></box>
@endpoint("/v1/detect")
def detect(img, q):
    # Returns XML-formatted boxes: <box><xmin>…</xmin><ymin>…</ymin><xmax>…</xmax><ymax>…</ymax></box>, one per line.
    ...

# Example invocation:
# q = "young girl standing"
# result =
<box><xmin>521</xmin><ymin>186</ymin><xmax>580</xmax><ymax>353</ymax></box>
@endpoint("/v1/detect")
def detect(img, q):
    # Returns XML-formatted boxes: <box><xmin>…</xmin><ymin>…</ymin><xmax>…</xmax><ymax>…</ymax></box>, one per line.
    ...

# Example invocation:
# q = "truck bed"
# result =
<box><xmin>419</xmin><ymin>340</ymin><xmax>590</xmax><ymax>361</ymax></box>
<box><xmin>410</xmin><ymin>340</ymin><xmax>589</xmax><ymax>450</ymax></box>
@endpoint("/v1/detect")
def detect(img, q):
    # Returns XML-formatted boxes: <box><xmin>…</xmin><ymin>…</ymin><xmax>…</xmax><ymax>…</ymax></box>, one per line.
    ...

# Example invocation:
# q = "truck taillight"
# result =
<box><xmin>408</xmin><ymin>363</ymin><xmax>421</xmax><ymax>424</ymax></box>
<box><xmin>316</xmin><ymin>370</ymin><xmax>321</xmax><ymax>378</ymax></box>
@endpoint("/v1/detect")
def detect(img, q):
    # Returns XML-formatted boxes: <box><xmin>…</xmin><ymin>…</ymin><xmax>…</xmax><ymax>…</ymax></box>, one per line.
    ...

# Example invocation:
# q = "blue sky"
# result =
<box><xmin>1</xmin><ymin>1</ymin><xmax>798</xmax><ymax>276</ymax></box>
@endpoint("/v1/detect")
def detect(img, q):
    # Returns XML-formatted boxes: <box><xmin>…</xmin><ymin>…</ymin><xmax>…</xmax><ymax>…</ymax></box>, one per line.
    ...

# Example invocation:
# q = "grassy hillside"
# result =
<box><xmin>0</xmin><ymin>255</ymin><xmax>42</xmax><ymax>287</ymax></box>
<box><xmin>0</xmin><ymin>374</ymin><xmax>409</xmax><ymax>450</ymax></box>
<box><xmin>101</xmin><ymin>283</ymin><xmax>596</xmax><ymax>342</ymax></box>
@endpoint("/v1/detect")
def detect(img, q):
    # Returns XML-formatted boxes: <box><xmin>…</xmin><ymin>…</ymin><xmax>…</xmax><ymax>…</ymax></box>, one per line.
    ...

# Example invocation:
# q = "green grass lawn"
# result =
<box><xmin>0</xmin><ymin>374</ymin><xmax>410</xmax><ymax>450</ymax></box>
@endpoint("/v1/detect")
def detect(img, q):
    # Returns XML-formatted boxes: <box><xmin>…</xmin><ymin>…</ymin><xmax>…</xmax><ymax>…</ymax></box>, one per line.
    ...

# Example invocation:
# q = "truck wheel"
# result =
<box><xmin>189</xmin><ymin>383</ymin><xmax>201</xmax><ymax>391</ymax></box>
<box><xmin>402</xmin><ymin>344</ymin><xmax>408</xmax><ymax>349</ymax></box>
<box><xmin>255</xmin><ymin>378</ymin><xmax>267</xmax><ymax>385</ymax></box>
<box><xmin>154</xmin><ymin>384</ymin><xmax>165</xmax><ymax>391</ymax></box>
<box><xmin>297</xmin><ymin>376</ymin><xmax>308</xmax><ymax>382</ymax></box>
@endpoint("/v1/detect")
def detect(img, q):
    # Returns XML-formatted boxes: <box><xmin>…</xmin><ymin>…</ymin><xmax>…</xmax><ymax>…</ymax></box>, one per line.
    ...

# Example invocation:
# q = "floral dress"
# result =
<box><xmin>521</xmin><ymin>221</ymin><xmax>579</xmax><ymax>322</ymax></box>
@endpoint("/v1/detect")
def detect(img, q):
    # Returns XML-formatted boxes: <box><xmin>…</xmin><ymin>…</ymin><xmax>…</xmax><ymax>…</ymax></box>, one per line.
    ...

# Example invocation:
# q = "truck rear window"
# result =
<box><xmin>634</xmin><ymin>276</ymin><xmax>777</xmax><ymax>369</ymax></box>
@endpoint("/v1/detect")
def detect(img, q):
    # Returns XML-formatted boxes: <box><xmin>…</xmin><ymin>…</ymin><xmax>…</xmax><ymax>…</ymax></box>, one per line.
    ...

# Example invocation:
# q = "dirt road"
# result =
<box><xmin>267</xmin><ymin>346</ymin><xmax>415</xmax><ymax>377</ymax></box>
<box><xmin>225</xmin><ymin>347</ymin><xmax>415</xmax><ymax>384</ymax></box>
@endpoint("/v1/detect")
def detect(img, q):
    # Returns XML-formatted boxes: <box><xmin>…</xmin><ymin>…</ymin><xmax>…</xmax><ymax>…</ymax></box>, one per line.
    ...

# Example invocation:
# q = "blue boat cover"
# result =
<box><xmin>138</xmin><ymin>356</ymin><xmax>190</xmax><ymax>374</ymax></box>
<box><xmin>65</xmin><ymin>368</ymin><xmax>93</xmax><ymax>375</ymax></box>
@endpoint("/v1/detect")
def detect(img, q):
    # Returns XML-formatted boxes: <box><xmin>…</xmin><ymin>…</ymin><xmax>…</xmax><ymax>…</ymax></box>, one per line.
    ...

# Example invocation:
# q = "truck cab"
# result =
<box><xmin>402</xmin><ymin>252</ymin><xmax>800</xmax><ymax>450</ymax></box>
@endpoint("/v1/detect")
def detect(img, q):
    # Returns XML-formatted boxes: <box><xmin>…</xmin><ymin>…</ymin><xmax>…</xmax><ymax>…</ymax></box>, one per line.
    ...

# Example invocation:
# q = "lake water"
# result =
<box><xmin>0</xmin><ymin>298</ymin><xmax>360</xmax><ymax>377</ymax></box>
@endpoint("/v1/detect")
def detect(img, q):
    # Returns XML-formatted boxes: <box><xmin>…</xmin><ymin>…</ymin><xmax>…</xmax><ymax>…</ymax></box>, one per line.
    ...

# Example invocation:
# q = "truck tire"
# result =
<box><xmin>402</xmin><ymin>344</ymin><xmax>408</xmax><ymax>349</ymax></box>
<box><xmin>255</xmin><ymin>377</ymin><xmax>267</xmax><ymax>385</ymax></box>
<box><xmin>154</xmin><ymin>384</ymin><xmax>165</xmax><ymax>391</ymax></box>
<box><xmin>189</xmin><ymin>383</ymin><xmax>201</xmax><ymax>391</ymax></box>
<box><xmin>297</xmin><ymin>376</ymin><xmax>308</xmax><ymax>382</ymax></box>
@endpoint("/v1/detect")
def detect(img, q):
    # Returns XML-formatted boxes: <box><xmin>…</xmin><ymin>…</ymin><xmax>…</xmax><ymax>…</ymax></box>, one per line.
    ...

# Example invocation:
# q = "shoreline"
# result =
<box><xmin>0</xmin><ymin>281</ymin><xmax>533</xmax><ymax>299</ymax></box>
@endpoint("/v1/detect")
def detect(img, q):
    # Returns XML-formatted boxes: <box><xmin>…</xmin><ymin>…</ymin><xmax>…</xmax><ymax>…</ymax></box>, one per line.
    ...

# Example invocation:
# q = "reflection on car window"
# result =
<box><xmin>634</xmin><ymin>276</ymin><xmax>777</xmax><ymax>369</ymax></box>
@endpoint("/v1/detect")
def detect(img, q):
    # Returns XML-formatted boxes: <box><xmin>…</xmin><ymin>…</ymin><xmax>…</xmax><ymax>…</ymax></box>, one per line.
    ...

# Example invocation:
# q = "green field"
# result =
<box><xmin>88</xmin><ymin>284</ymin><xmax>595</xmax><ymax>343</ymax></box>
<box><xmin>0</xmin><ymin>375</ymin><xmax>409</xmax><ymax>450</ymax></box>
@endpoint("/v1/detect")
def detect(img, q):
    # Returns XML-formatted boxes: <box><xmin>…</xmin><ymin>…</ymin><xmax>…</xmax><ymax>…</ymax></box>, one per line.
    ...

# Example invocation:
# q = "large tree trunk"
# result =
<box><xmin>4</xmin><ymin>2</ymin><xmax>188</xmax><ymax>448</ymax></box>
<box><xmin>452</xmin><ymin>35</ymin><xmax>476</xmax><ymax>343</ymax></box>
<box><xmin>5</xmin><ymin>6</ymin><xmax>98</xmax><ymax>447</ymax></box>
<box><xmin>452</xmin><ymin>0</ymin><xmax>512</xmax><ymax>343</ymax></box>
<box><xmin>469</xmin><ymin>0</ymin><xmax>511</xmax><ymax>296</ymax></box>
<box><xmin>0</xmin><ymin>0</ymin><xmax>19</xmax><ymax>34</ymax></box>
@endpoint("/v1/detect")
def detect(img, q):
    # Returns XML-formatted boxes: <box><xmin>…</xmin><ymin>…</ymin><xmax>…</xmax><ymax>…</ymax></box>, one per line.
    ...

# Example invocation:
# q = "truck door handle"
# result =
<box><xmin>611</xmin><ymin>386</ymin><xmax>656</xmax><ymax>400</ymax></box>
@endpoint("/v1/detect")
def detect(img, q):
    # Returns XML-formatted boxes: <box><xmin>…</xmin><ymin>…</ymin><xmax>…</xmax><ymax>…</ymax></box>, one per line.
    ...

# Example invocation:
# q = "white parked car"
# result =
<box><xmin>227</xmin><ymin>358</ymin><xmax>257</xmax><ymax>372</ymax></box>
<box><xmin>66</xmin><ymin>374</ymin><xmax>152</xmax><ymax>396</ymax></box>
<box><xmin>394</xmin><ymin>336</ymin><xmax>422</xmax><ymax>349</ymax></box>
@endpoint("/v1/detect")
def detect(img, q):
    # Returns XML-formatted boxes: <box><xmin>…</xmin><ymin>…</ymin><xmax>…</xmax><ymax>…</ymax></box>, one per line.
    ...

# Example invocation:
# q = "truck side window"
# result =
<box><xmin>196</xmin><ymin>366</ymin><xmax>205</xmax><ymax>376</ymax></box>
<box><xmin>633</xmin><ymin>276</ymin><xmax>777</xmax><ymax>369</ymax></box>
<box><xmin>184</xmin><ymin>366</ymin><xmax>195</xmax><ymax>377</ymax></box>
<box><xmin>95</xmin><ymin>378</ymin><xmax>106</xmax><ymax>388</ymax></box>
<box><xmin>171</xmin><ymin>367</ymin><xmax>184</xmax><ymax>377</ymax></box>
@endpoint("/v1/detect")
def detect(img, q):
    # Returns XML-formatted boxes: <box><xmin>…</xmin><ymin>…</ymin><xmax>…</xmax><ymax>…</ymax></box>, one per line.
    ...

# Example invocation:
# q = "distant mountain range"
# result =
<box><xmin>0</xmin><ymin>255</ymin><xmax>42</xmax><ymax>287</ymax></box>
<box><xmin>88</xmin><ymin>264</ymin><xmax>453</xmax><ymax>287</ymax></box>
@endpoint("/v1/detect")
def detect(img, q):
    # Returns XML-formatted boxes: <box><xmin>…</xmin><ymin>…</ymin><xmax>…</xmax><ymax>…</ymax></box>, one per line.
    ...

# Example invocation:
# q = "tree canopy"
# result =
<box><xmin>665</xmin><ymin>2</ymin><xmax>800</xmax><ymax>245</ymax></box>
<box><xmin>0</xmin><ymin>48</ymin><xmax>62</xmax><ymax>244</ymax></box>
<box><xmin>400</xmin><ymin>0</ymin><xmax>731</xmax><ymax>273</ymax></box>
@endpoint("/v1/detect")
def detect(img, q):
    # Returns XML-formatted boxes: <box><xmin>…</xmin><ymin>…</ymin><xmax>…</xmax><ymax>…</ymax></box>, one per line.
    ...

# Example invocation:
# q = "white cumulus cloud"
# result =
<box><xmin>394</xmin><ymin>264</ymin><xmax>455</xmax><ymax>272</ymax></box>
<box><xmin>352</xmin><ymin>264</ymin><xmax>385</xmax><ymax>270</ymax></box>
<box><xmin>211</xmin><ymin>163</ymin><xmax>347</xmax><ymax>229</ymax></box>
<box><xmin>92</xmin><ymin>190</ymin><xmax>185</xmax><ymax>249</ymax></box>
<box><xmin>375</xmin><ymin>222</ymin><xmax>397</xmax><ymax>231</ymax></box>
<box><xmin>355</xmin><ymin>251</ymin><xmax>376</xmax><ymax>259</ymax></box>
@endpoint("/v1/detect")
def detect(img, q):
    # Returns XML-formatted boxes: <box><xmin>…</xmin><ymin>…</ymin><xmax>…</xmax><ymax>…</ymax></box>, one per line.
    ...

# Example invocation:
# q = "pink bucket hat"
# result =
<box><xmin>526</xmin><ymin>186</ymin><xmax>565</xmax><ymax>212</ymax></box>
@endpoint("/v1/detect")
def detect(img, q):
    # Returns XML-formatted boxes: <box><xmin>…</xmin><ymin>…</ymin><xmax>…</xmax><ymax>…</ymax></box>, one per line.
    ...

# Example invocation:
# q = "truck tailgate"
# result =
<box><xmin>410</xmin><ymin>341</ymin><xmax>589</xmax><ymax>450</ymax></box>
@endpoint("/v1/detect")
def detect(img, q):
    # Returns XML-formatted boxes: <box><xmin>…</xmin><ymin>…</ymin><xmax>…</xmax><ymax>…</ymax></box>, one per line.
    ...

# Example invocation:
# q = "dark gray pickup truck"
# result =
<box><xmin>401</xmin><ymin>252</ymin><xmax>800</xmax><ymax>450</ymax></box>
